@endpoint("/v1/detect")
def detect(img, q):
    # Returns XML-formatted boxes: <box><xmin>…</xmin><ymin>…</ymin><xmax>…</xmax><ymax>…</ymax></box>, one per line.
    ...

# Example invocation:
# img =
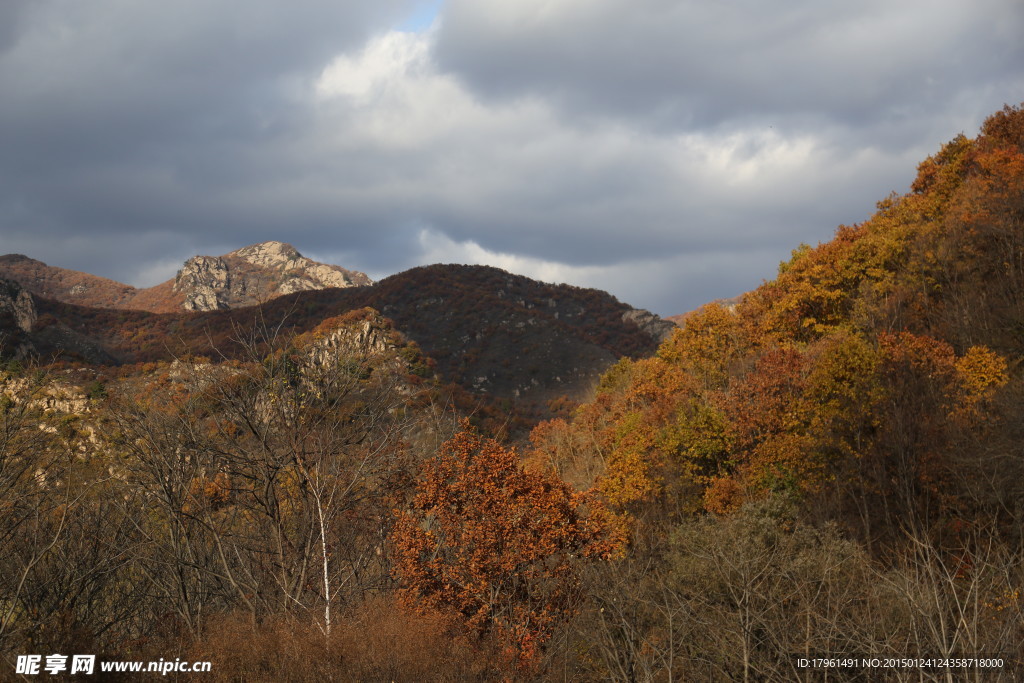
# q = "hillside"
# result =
<box><xmin>533</xmin><ymin>104</ymin><xmax>1024</xmax><ymax>520</ymax></box>
<box><xmin>0</xmin><ymin>254</ymin><xmax>142</xmax><ymax>309</ymax></box>
<box><xmin>524</xmin><ymin>104</ymin><xmax>1024</xmax><ymax>674</ymax></box>
<box><xmin>20</xmin><ymin>265</ymin><xmax>673</xmax><ymax>420</ymax></box>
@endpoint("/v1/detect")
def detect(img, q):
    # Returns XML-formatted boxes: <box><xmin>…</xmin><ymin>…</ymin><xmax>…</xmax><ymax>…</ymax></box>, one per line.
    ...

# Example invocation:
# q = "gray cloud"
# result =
<box><xmin>434</xmin><ymin>0</ymin><xmax>1024</xmax><ymax>136</ymax></box>
<box><xmin>0</xmin><ymin>0</ymin><xmax>414</xmax><ymax>265</ymax></box>
<box><xmin>1</xmin><ymin>0</ymin><xmax>1021</xmax><ymax>317</ymax></box>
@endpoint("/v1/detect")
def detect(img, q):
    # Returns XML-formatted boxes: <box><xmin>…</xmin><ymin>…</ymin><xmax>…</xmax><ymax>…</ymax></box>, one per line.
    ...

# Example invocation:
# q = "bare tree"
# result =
<box><xmin>109</xmin><ymin>310</ymin><xmax>427</xmax><ymax>640</ymax></box>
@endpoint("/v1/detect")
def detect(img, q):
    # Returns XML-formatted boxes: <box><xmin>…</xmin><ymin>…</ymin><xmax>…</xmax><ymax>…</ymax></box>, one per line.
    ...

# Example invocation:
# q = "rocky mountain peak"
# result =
<box><xmin>171</xmin><ymin>241</ymin><xmax>373</xmax><ymax>312</ymax></box>
<box><xmin>230</xmin><ymin>241</ymin><xmax>303</xmax><ymax>269</ymax></box>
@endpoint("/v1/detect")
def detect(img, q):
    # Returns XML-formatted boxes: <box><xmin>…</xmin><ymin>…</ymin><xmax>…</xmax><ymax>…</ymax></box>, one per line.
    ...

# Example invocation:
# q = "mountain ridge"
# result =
<box><xmin>0</xmin><ymin>241</ymin><xmax>372</xmax><ymax>314</ymax></box>
<box><xmin>11</xmin><ymin>262</ymin><xmax>675</xmax><ymax>435</ymax></box>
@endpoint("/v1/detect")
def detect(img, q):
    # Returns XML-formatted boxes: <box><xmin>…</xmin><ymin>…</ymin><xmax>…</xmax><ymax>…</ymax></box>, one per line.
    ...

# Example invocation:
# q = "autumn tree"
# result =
<box><xmin>392</xmin><ymin>423</ymin><xmax>621</xmax><ymax>669</ymax></box>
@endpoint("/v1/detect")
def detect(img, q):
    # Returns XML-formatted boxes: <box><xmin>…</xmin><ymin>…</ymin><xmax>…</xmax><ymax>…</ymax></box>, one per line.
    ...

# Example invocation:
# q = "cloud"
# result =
<box><xmin>0</xmin><ymin>2</ymin><xmax>32</xmax><ymax>56</ymax></box>
<box><xmin>306</xmin><ymin>32</ymin><xmax>924</xmax><ymax>273</ymax></box>
<box><xmin>433</xmin><ymin>0</ymin><xmax>1024</xmax><ymax>137</ymax></box>
<box><xmin>317</xmin><ymin>30</ymin><xmax>432</xmax><ymax>101</ymax></box>
<box><xmin>0</xmin><ymin>1</ymin><xmax>415</xmax><ymax>263</ymax></box>
<box><xmin>0</xmin><ymin>0</ymin><xmax>1021</xmax><ymax>316</ymax></box>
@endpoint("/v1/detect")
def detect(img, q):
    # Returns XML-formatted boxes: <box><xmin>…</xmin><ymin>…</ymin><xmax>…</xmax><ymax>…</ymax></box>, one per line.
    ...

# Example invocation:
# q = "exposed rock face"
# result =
<box><xmin>298</xmin><ymin>311</ymin><xmax>414</xmax><ymax>386</ymax></box>
<box><xmin>0</xmin><ymin>279</ymin><xmax>38</xmax><ymax>360</ymax></box>
<box><xmin>1</xmin><ymin>373</ymin><xmax>90</xmax><ymax>415</ymax></box>
<box><xmin>172</xmin><ymin>241</ymin><xmax>373</xmax><ymax>312</ymax></box>
<box><xmin>621</xmin><ymin>308</ymin><xmax>676</xmax><ymax>343</ymax></box>
<box><xmin>174</xmin><ymin>255</ymin><xmax>232</xmax><ymax>311</ymax></box>
<box><xmin>0</xmin><ymin>278</ymin><xmax>37</xmax><ymax>333</ymax></box>
<box><xmin>307</xmin><ymin>317</ymin><xmax>393</xmax><ymax>360</ymax></box>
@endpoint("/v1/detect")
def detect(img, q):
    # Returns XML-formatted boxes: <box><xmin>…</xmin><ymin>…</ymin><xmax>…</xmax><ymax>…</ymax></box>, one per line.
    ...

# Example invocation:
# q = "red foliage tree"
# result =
<box><xmin>391</xmin><ymin>422</ymin><xmax>621</xmax><ymax>668</ymax></box>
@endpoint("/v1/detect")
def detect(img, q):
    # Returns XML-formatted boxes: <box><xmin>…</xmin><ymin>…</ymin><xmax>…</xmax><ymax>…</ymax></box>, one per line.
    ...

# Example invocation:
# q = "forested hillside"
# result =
<box><xmin>1</xmin><ymin>104</ymin><xmax>1022</xmax><ymax>681</ymax></box>
<box><xmin>533</xmin><ymin>103</ymin><xmax>1024</xmax><ymax>525</ymax></box>
<box><xmin>524</xmin><ymin>103</ymin><xmax>1024</xmax><ymax>679</ymax></box>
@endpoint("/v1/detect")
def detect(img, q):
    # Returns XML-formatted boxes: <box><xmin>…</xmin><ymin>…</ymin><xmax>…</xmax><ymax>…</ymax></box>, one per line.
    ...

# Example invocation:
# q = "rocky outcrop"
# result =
<box><xmin>296</xmin><ymin>312</ymin><xmax>409</xmax><ymax>387</ymax></box>
<box><xmin>0</xmin><ymin>373</ymin><xmax>90</xmax><ymax>415</ymax></box>
<box><xmin>172</xmin><ymin>241</ymin><xmax>373</xmax><ymax>312</ymax></box>
<box><xmin>0</xmin><ymin>278</ymin><xmax>37</xmax><ymax>333</ymax></box>
<box><xmin>621</xmin><ymin>308</ymin><xmax>676</xmax><ymax>343</ymax></box>
<box><xmin>0</xmin><ymin>279</ymin><xmax>38</xmax><ymax>360</ymax></box>
<box><xmin>306</xmin><ymin>316</ymin><xmax>394</xmax><ymax>360</ymax></box>
<box><xmin>174</xmin><ymin>255</ymin><xmax>232</xmax><ymax>311</ymax></box>
<box><xmin>233</xmin><ymin>241</ymin><xmax>370</xmax><ymax>287</ymax></box>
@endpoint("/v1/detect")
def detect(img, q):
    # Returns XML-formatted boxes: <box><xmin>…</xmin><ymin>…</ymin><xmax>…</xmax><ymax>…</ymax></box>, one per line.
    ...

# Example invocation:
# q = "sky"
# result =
<box><xmin>0</xmin><ymin>1</ymin><xmax>1021</xmax><ymax>316</ymax></box>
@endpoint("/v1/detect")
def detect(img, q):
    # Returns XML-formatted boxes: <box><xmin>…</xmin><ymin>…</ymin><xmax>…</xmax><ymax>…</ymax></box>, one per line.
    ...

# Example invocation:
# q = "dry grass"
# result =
<box><xmin>186</xmin><ymin>595</ymin><xmax>508</xmax><ymax>682</ymax></box>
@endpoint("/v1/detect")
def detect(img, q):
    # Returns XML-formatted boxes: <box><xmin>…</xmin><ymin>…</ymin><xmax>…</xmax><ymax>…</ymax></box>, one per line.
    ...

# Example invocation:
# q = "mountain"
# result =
<box><xmin>350</xmin><ymin>265</ymin><xmax>676</xmax><ymax>401</ymax></box>
<box><xmin>0</xmin><ymin>241</ymin><xmax>372</xmax><ymax>314</ymax></box>
<box><xmin>23</xmin><ymin>264</ymin><xmax>674</xmax><ymax>422</ymax></box>
<box><xmin>172</xmin><ymin>241</ymin><xmax>373</xmax><ymax>311</ymax></box>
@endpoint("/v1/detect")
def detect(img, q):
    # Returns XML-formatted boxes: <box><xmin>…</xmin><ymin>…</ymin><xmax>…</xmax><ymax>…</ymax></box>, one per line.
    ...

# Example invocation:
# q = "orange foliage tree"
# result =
<box><xmin>391</xmin><ymin>422</ymin><xmax>621</xmax><ymax>668</ymax></box>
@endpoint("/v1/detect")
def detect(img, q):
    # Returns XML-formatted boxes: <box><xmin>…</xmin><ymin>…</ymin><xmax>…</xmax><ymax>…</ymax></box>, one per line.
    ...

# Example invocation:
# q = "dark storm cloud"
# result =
<box><xmin>0</xmin><ymin>0</ymin><xmax>415</xmax><ymax>276</ymax></box>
